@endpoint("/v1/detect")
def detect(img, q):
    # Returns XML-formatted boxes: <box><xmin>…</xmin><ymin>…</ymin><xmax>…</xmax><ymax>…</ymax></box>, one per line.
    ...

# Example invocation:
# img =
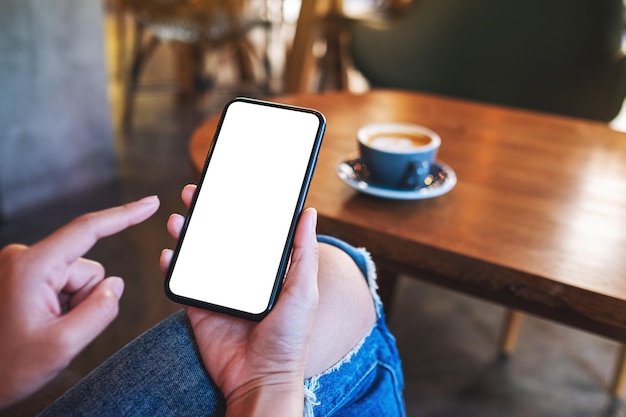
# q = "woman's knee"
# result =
<box><xmin>304</xmin><ymin>242</ymin><xmax>377</xmax><ymax>377</ymax></box>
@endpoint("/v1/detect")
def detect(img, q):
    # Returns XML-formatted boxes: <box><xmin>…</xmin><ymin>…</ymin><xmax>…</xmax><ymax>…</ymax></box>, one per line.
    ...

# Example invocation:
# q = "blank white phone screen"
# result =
<box><xmin>168</xmin><ymin>100</ymin><xmax>322</xmax><ymax>315</ymax></box>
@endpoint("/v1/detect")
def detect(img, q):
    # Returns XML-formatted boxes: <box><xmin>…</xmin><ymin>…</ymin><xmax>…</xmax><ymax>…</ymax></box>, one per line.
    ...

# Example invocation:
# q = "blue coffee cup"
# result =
<box><xmin>357</xmin><ymin>122</ymin><xmax>441</xmax><ymax>189</ymax></box>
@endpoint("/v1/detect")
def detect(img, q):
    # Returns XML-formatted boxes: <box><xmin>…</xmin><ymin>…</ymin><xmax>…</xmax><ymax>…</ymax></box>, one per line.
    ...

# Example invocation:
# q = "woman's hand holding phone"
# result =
<box><xmin>160</xmin><ymin>184</ymin><xmax>320</xmax><ymax>416</ymax></box>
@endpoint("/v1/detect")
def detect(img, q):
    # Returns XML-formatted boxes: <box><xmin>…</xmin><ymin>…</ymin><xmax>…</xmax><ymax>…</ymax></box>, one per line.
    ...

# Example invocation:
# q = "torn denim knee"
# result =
<box><xmin>305</xmin><ymin>237</ymin><xmax>404</xmax><ymax>416</ymax></box>
<box><xmin>303</xmin><ymin>325</ymin><xmax>374</xmax><ymax>417</ymax></box>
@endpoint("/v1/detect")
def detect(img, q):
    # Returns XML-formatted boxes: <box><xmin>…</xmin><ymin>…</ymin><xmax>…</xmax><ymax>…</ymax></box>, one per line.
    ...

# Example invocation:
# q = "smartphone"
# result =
<box><xmin>165</xmin><ymin>97</ymin><xmax>326</xmax><ymax>321</ymax></box>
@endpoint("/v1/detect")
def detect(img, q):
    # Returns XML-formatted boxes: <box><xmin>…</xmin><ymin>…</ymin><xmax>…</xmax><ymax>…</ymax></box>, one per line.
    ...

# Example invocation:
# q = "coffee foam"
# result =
<box><xmin>358</xmin><ymin>123</ymin><xmax>441</xmax><ymax>154</ymax></box>
<box><xmin>364</xmin><ymin>131</ymin><xmax>432</xmax><ymax>152</ymax></box>
<box><xmin>369</xmin><ymin>135</ymin><xmax>424</xmax><ymax>151</ymax></box>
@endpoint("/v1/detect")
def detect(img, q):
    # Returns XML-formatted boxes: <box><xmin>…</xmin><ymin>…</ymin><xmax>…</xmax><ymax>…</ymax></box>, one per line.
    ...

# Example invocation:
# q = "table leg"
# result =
<box><xmin>610</xmin><ymin>344</ymin><xmax>626</xmax><ymax>398</ymax></box>
<box><xmin>500</xmin><ymin>310</ymin><xmax>626</xmax><ymax>399</ymax></box>
<box><xmin>498</xmin><ymin>309</ymin><xmax>525</xmax><ymax>359</ymax></box>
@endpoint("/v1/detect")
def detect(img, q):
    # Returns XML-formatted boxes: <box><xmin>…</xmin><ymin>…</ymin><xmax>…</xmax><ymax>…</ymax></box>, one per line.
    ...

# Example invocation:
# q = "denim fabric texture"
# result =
<box><xmin>39</xmin><ymin>236</ymin><xmax>405</xmax><ymax>416</ymax></box>
<box><xmin>38</xmin><ymin>311</ymin><xmax>226</xmax><ymax>417</ymax></box>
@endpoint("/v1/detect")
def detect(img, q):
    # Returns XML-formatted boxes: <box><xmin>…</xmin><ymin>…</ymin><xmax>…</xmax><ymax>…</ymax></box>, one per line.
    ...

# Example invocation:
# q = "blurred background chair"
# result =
<box><xmin>118</xmin><ymin>0</ymin><xmax>272</xmax><ymax>130</ymax></box>
<box><xmin>349</xmin><ymin>0</ymin><xmax>626</xmax><ymax>122</ymax></box>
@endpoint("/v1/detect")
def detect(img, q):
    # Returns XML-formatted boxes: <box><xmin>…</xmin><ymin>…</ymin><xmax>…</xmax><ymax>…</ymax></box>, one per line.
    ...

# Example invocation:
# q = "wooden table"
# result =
<box><xmin>190</xmin><ymin>89</ymin><xmax>626</xmax><ymax>387</ymax></box>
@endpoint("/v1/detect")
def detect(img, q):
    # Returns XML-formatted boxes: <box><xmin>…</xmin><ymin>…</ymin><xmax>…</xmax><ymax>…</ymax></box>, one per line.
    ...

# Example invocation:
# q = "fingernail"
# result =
<box><xmin>108</xmin><ymin>277</ymin><xmax>125</xmax><ymax>300</ymax></box>
<box><xmin>139</xmin><ymin>195</ymin><xmax>159</xmax><ymax>204</ymax></box>
<box><xmin>308</xmin><ymin>208</ymin><xmax>318</xmax><ymax>231</ymax></box>
<box><xmin>161</xmin><ymin>248</ymin><xmax>173</xmax><ymax>264</ymax></box>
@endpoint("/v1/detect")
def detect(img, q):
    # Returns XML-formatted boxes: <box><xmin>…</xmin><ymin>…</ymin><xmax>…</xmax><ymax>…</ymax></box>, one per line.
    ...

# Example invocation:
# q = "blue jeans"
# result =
<box><xmin>39</xmin><ymin>236</ymin><xmax>405</xmax><ymax>416</ymax></box>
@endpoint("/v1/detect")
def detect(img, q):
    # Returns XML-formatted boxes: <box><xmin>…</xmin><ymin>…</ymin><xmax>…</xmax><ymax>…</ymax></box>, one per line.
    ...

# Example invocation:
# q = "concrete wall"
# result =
<box><xmin>0</xmin><ymin>0</ymin><xmax>116</xmax><ymax>220</ymax></box>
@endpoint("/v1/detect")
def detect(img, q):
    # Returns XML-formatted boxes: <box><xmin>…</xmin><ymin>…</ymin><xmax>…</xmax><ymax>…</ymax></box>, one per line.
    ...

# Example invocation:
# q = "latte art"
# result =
<box><xmin>364</xmin><ymin>131</ymin><xmax>432</xmax><ymax>152</ymax></box>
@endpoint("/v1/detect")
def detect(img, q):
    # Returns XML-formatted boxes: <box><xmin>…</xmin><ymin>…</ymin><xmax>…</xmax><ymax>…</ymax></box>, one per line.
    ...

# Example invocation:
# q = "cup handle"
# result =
<box><xmin>401</xmin><ymin>160</ymin><xmax>430</xmax><ymax>188</ymax></box>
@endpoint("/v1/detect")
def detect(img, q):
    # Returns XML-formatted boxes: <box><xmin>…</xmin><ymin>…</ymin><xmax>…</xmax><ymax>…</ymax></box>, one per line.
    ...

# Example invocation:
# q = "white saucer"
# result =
<box><xmin>336</xmin><ymin>158</ymin><xmax>457</xmax><ymax>200</ymax></box>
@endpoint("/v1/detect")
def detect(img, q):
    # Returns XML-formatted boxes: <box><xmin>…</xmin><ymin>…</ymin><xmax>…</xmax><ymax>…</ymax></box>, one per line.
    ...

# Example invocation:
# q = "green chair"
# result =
<box><xmin>349</xmin><ymin>0</ymin><xmax>626</xmax><ymax>121</ymax></box>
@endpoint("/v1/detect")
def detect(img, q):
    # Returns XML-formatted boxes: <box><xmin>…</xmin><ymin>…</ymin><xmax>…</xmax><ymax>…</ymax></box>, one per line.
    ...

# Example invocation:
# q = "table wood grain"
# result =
<box><xmin>190</xmin><ymin>90</ymin><xmax>626</xmax><ymax>342</ymax></box>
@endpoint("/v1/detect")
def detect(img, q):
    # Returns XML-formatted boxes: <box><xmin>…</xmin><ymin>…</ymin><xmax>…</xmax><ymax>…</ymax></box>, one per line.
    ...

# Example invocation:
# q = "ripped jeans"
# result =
<box><xmin>39</xmin><ymin>236</ymin><xmax>405</xmax><ymax>416</ymax></box>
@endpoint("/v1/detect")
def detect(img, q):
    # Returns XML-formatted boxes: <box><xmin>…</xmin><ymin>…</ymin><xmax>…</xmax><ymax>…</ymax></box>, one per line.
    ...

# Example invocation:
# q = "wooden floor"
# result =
<box><xmin>2</xmin><ymin>9</ymin><xmax>626</xmax><ymax>416</ymax></box>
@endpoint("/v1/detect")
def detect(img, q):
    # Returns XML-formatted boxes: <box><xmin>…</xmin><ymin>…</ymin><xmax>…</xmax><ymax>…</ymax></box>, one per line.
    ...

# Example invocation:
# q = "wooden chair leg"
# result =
<box><xmin>113</xmin><ymin>2</ymin><xmax>128</xmax><ymax>80</ymax></box>
<box><xmin>498</xmin><ymin>309</ymin><xmax>524</xmax><ymax>359</ymax></box>
<box><xmin>610</xmin><ymin>344</ymin><xmax>626</xmax><ymax>398</ymax></box>
<box><xmin>284</xmin><ymin>0</ymin><xmax>329</xmax><ymax>93</ymax></box>
<box><xmin>173</xmin><ymin>42</ymin><xmax>204</xmax><ymax>100</ymax></box>
<box><xmin>122</xmin><ymin>23</ymin><xmax>159</xmax><ymax>131</ymax></box>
